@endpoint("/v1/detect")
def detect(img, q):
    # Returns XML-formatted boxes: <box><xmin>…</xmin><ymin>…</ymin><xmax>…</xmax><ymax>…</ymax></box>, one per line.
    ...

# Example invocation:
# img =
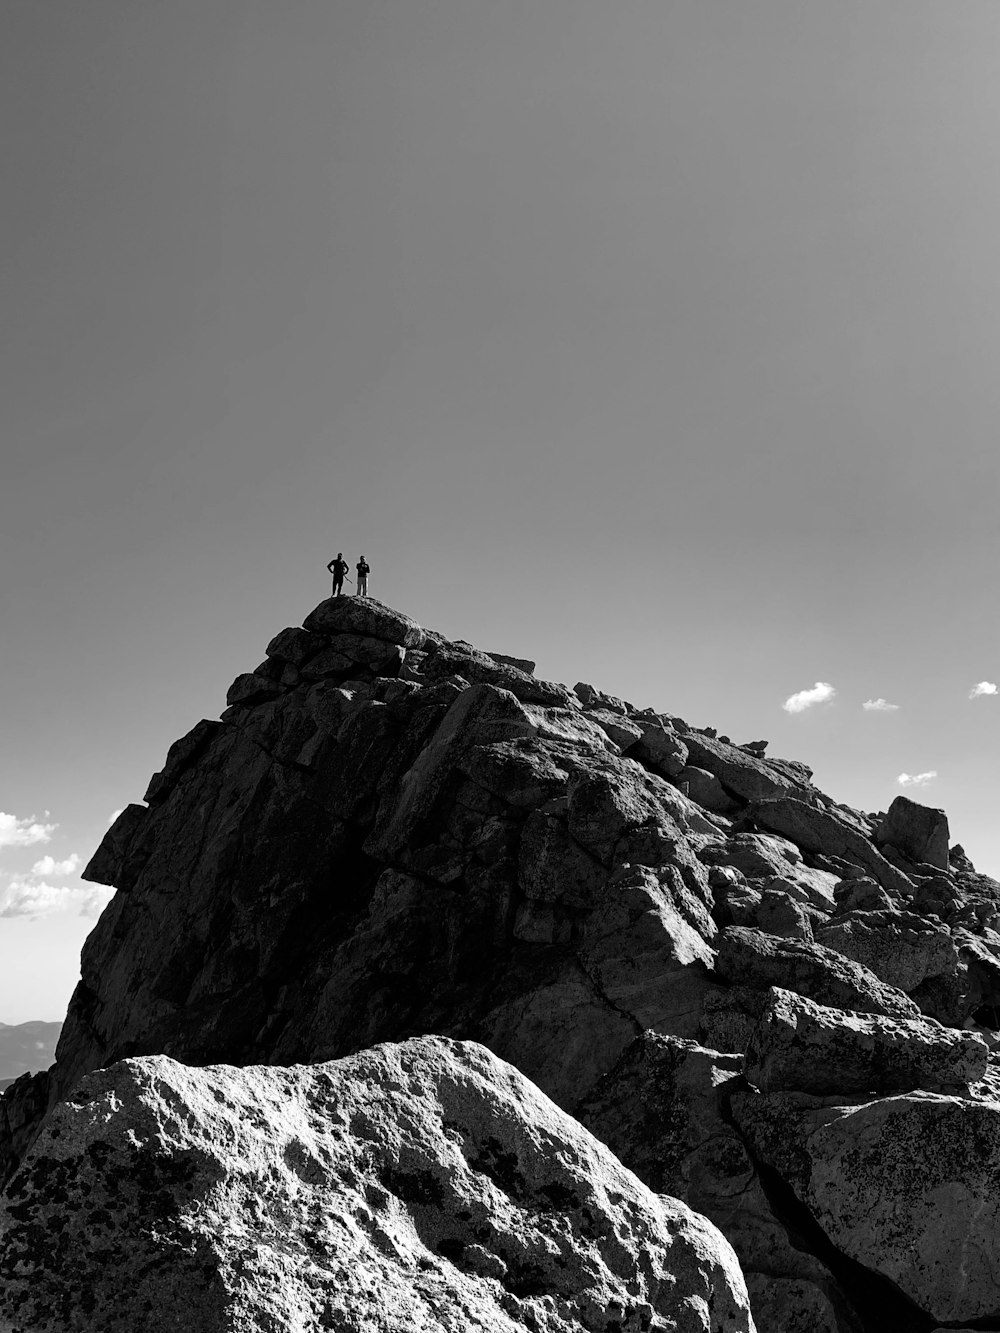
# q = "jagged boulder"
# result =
<box><xmin>682</xmin><ymin>733</ymin><xmax>810</xmax><ymax>805</ymax></box>
<box><xmin>578</xmin><ymin>1034</ymin><xmax>864</xmax><ymax>1333</ymax></box>
<box><xmin>715</xmin><ymin>927</ymin><xmax>921</xmax><ymax>1020</ymax></box>
<box><xmin>832</xmin><ymin>877</ymin><xmax>895</xmax><ymax>914</ymax></box>
<box><xmin>578</xmin><ymin>867</ymin><xmax>715</xmax><ymax>1037</ymax></box>
<box><xmin>731</xmin><ymin>1081</ymin><xmax>1000</xmax><ymax>1325</ymax></box>
<box><xmin>0</xmin><ymin>1038</ymin><xmax>756</xmax><ymax>1333</ymax></box>
<box><xmin>144</xmin><ymin>719</ymin><xmax>224</xmax><ymax>804</ymax></box>
<box><xmin>584</xmin><ymin>708</ymin><xmax>644</xmax><ymax>751</ymax></box>
<box><xmin>301</xmin><ymin>595</ymin><xmax>427</xmax><ymax>647</ymax></box>
<box><xmin>225</xmin><ymin>671</ymin><xmax>283</xmax><ymax>707</ymax></box>
<box><xmin>955</xmin><ymin>928</ymin><xmax>1000</xmax><ymax>1019</ymax></box>
<box><xmin>573</xmin><ymin>681</ymin><xmax>630</xmax><ymax>714</ymax></box>
<box><xmin>264</xmin><ymin>624</ymin><xmax>326</xmax><ymax>666</ymax></box>
<box><xmin>753</xmin><ymin>890</ymin><xmax>817</xmax><ymax>941</ymax></box>
<box><xmin>420</xmin><ymin>641</ymin><xmax>572</xmax><ymax>708</ymax></box>
<box><xmin>678</xmin><ymin>765</ymin><xmax>739</xmax><ymax>814</ymax></box>
<box><xmin>744</xmin><ymin>988</ymin><xmax>987</xmax><ymax>1095</ymax></box>
<box><xmin>628</xmin><ymin>717</ymin><xmax>689</xmax><ymax>779</ymax></box>
<box><xmin>700</xmin><ymin>834</ymin><xmax>839</xmax><ymax>914</ymax></box>
<box><xmin>875</xmin><ymin>796</ymin><xmax>950</xmax><ymax>872</ymax></box>
<box><xmin>701</xmin><ymin>833</ymin><xmax>803</xmax><ymax>882</ymax></box>
<box><xmin>750</xmin><ymin>798</ymin><xmax>914</xmax><ymax>897</ymax></box>
<box><xmin>814</xmin><ymin>909</ymin><xmax>959</xmax><ymax>996</ymax></box>
<box><xmin>487</xmin><ymin>650</ymin><xmax>536</xmax><ymax>673</ymax></box>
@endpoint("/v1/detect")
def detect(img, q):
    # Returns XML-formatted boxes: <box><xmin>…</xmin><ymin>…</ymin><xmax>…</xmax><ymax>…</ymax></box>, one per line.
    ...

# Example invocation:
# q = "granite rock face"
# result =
<box><xmin>4</xmin><ymin>595</ymin><xmax>1000</xmax><ymax>1332</ymax></box>
<box><xmin>578</xmin><ymin>1034</ymin><xmax>865</xmax><ymax>1333</ymax></box>
<box><xmin>813</xmin><ymin>909</ymin><xmax>958</xmax><ymax>996</ymax></box>
<box><xmin>875</xmin><ymin>795</ymin><xmax>950</xmax><ymax>872</ymax></box>
<box><xmin>42</xmin><ymin>603</ymin><xmax>734</xmax><ymax>1136</ymax></box>
<box><xmin>744</xmin><ymin>987</ymin><xmax>988</xmax><ymax>1096</ymax></box>
<box><xmin>714</xmin><ymin>927</ymin><xmax>921</xmax><ymax>1021</ymax></box>
<box><xmin>731</xmin><ymin>1083</ymin><xmax>1000</xmax><ymax>1325</ymax></box>
<box><xmin>0</xmin><ymin>1037</ymin><xmax>755</xmax><ymax>1333</ymax></box>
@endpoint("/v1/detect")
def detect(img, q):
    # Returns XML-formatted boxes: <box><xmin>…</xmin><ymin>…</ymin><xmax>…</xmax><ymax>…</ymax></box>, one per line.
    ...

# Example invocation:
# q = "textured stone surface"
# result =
<box><xmin>832</xmin><ymin>877</ymin><xmax>895</xmax><ymax>914</ymax></box>
<box><xmin>754</xmin><ymin>892</ymin><xmax>816</xmax><ymax>941</ymax></box>
<box><xmin>578</xmin><ymin>868</ymin><xmax>715</xmax><ymax>1040</ymax></box>
<box><xmin>678</xmin><ymin>766</ymin><xmax>739</xmax><ymax>814</ymax></box>
<box><xmin>420</xmin><ymin>642</ymin><xmax>572</xmax><ymax>708</ymax></box>
<box><xmin>715</xmin><ymin>927</ymin><xmax>921</xmax><ymax>1020</ymax></box>
<box><xmin>875</xmin><ymin>795</ymin><xmax>950</xmax><ymax>872</ymax></box>
<box><xmin>732</xmin><ymin>1082</ymin><xmax>1000</xmax><ymax>1324</ymax></box>
<box><xmin>144</xmin><ymin>719</ymin><xmax>223</xmax><ymax>804</ymax></box>
<box><xmin>750</xmin><ymin>798</ymin><xmax>914</xmax><ymax>897</ymax></box>
<box><xmin>301</xmin><ymin>595</ymin><xmax>427</xmax><ymax>647</ymax></box>
<box><xmin>0</xmin><ymin>1039</ymin><xmax>755</xmax><ymax>1333</ymax></box>
<box><xmin>225</xmin><ymin>671</ymin><xmax>282</xmax><ymax>707</ymax></box>
<box><xmin>682</xmin><ymin>734</ymin><xmax>809</xmax><ymax>805</ymax></box>
<box><xmin>744</xmin><ymin>987</ymin><xmax>987</xmax><ymax>1095</ymax></box>
<box><xmin>630</xmin><ymin>719</ymin><xmax>689</xmax><ymax>779</ymax></box>
<box><xmin>700</xmin><ymin>836</ymin><xmax>838</xmax><ymax>915</ymax></box>
<box><xmin>38</xmin><ymin>628</ymin><xmax>731</xmax><ymax>1170</ymax></box>
<box><xmin>487</xmin><ymin>651</ymin><xmax>536</xmax><ymax>674</ymax></box>
<box><xmin>815</xmin><ymin>909</ymin><xmax>958</xmax><ymax>995</ymax></box>
<box><xmin>702</xmin><ymin>833</ymin><xmax>803</xmax><ymax>882</ymax></box>
<box><xmin>578</xmin><ymin>1034</ymin><xmax>863</xmax><ymax>1333</ymax></box>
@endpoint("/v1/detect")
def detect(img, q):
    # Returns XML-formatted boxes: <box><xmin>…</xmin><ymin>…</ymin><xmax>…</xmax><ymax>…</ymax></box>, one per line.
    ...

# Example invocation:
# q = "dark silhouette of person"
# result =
<box><xmin>327</xmin><ymin>552</ymin><xmax>350</xmax><ymax>597</ymax></box>
<box><xmin>356</xmin><ymin>556</ymin><xmax>370</xmax><ymax>597</ymax></box>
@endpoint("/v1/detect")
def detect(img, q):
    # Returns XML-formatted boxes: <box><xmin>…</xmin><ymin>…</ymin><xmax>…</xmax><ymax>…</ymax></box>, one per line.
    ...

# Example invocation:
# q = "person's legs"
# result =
<box><xmin>358</xmin><ymin>575</ymin><xmax>368</xmax><ymax>596</ymax></box>
<box><xmin>332</xmin><ymin>577</ymin><xmax>343</xmax><ymax>597</ymax></box>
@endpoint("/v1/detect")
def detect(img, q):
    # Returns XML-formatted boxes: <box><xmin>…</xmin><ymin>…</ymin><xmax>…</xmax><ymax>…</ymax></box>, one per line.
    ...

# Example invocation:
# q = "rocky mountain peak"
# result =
<box><xmin>2</xmin><ymin>594</ymin><xmax>1000</xmax><ymax>1331</ymax></box>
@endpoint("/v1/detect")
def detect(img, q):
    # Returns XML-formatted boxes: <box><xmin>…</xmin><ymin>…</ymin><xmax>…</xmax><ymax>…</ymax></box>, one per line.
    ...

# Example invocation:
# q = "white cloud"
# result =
<box><xmin>782</xmin><ymin>682</ymin><xmax>836</xmax><ymax>714</ymax></box>
<box><xmin>31</xmin><ymin>853</ymin><xmax>82</xmax><ymax>878</ymax></box>
<box><xmin>898</xmin><ymin>770</ymin><xmax>937</xmax><ymax>788</ymax></box>
<box><xmin>0</xmin><ymin>813</ymin><xmax>56</xmax><ymax>850</ymax></box>
<box><xmin>76</xmin><ymin>886</ymin><xmax>114</xmax><ymax>918</ymax></box>
<box><xmin>863</xmin><ymin>698</ymin><xmax>899</xmax><ymax>712</ymax></box>
<box><xmin>0</xmin><ymin>876</ymin><xmax>112</xmax><ymax>920</ymax></box>
<box><xmin>1</xmin><ymin>841</ymin><xmax>107</xmax><ymax>919</ymax></box>
<box><xmin>970</xmin><ymin>681</ymin><xmax>997</xmax><ymax>699</ymax></box>
<box><xmin>107</xmin><ymin>809</ymin><xmax>123</xmax><ymax>826</ymax></box>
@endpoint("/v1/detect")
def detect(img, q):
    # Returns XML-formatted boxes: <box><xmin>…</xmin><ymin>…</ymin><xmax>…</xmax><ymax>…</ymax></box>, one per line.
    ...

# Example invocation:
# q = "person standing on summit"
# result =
<box><xmin>356</xmin><ymin>555</ymin><xmax>370</xmax><ymax>597</ymax></box>
<box><xmin>326</xmin><ymin>552</ymin><xmax>350</xmax><ymax>597</ymax></box>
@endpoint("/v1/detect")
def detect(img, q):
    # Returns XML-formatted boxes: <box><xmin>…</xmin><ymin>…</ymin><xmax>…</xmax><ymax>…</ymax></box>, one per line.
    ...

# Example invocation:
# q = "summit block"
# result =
<box><xmin>302</xmin><ymin>595</ymin><xmax>427</xmax><ymax>648</ymax></box>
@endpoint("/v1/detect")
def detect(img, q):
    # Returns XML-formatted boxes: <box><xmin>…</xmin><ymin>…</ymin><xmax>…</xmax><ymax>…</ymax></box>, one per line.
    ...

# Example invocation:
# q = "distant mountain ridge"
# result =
<box><xmin>0</xmin><ymin>1020</ymin><xmax>60</xmax><ymax>1087</ymax></box>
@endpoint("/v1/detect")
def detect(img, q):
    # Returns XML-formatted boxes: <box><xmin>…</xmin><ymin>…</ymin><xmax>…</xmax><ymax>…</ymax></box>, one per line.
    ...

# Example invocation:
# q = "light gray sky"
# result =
<box><xmin>4</xmin><ymin>0</ymin><xmax>1000</xmax><ymax>1021</ymax></box>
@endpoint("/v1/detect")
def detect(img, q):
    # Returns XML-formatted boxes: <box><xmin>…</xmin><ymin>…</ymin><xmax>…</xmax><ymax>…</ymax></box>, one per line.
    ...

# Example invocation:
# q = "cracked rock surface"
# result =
<box><xmin>744</xmin><ymin>987</ymin><xmax>988</xmax><ymax>1096</ymax></box>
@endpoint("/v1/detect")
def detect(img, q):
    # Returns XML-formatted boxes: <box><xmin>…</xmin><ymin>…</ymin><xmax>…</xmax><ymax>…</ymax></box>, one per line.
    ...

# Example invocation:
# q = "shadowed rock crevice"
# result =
<box><xmin>736</xmin><ymin>1130</ymin><xmax>935</xmax><ymax>1333</ymax></box>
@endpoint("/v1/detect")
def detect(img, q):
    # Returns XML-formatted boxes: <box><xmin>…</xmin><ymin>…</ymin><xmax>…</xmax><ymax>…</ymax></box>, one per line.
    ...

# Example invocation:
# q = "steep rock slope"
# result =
<box><xmin>4</xmin><ymin>595</ymin><xmax>1000</xmax><ymax>1332</ymax></box>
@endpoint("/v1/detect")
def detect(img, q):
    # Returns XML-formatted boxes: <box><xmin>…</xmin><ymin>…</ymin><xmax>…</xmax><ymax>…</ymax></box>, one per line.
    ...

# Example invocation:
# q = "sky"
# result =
<box><xmin>3</xmin><ymin>0</ymin><xmax>1000</xmax><ymax>1022</ymax></box>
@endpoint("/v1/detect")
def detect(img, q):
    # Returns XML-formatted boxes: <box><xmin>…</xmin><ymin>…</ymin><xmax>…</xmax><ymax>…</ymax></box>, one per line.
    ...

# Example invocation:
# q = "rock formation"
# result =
<box><xmin>0</xmin><ymin>1037</ymin><xmax>753</xmax><ymax>1333</ymax></box>
<box><xmin>3</xmin><ymin>593</ymin><xmax>1000</xmax><ymax>1331</ymax></box>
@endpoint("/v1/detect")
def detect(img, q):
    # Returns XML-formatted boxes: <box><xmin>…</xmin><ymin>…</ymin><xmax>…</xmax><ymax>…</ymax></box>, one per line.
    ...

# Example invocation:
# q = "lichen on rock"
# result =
<box><xmin>0</xmin><ymin>1038</ymin><xmax>756</xmax><ymax>1333</ymax></box>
